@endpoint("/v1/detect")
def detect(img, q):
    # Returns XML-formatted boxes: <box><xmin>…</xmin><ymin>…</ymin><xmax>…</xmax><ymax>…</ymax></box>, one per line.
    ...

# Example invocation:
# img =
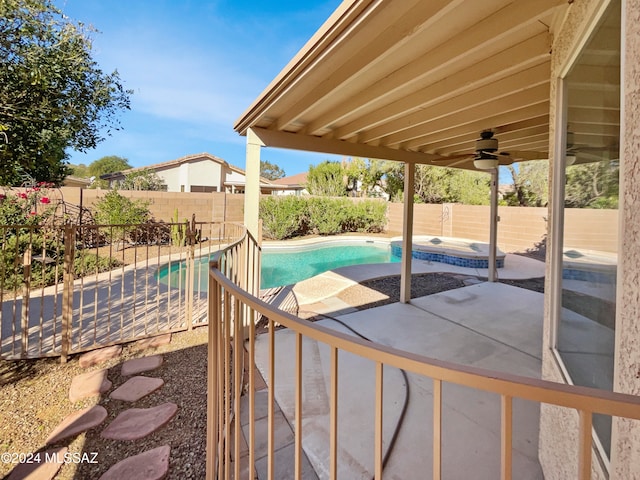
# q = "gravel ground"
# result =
<box><xmin>0</xmin><ymin>328</ymin><xmax>208</xmax><ymax>480</ymax></box>
<box><xmin>0</xmin><ymin>270</ymin><xmax>544</xmax><ymax>479</ymax></box>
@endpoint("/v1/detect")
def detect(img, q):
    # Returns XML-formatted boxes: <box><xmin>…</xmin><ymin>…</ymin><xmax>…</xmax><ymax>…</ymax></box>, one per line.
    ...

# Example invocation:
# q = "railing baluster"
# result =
<box><xmin>206</xmin><ymin>263</ymin><xmax>219</xmax><ymax>480</ymax></box>
<box><xmin>224</xmin><ymin>289</ymin><xmax>231</xmax><ymax>480</ymax></box>
<box><xmin>295</xmin><ymin>332</ymin><xmax>303</xmax><ymax>480</ymax></box>
<box><xmin>433</xmin><ymin>378</ymin><xmax>442</xmax><ymax>480</ymax></box>
<box><xmin>501</xmin><ymin>395</ymin><xmax>513</xmax><ymax>480</ymax></box>
<box><xmin>21</xmin><ymin>232</ymin><xmax>31</xmax><ymax>357</ymax></box>
<box><xmin>268</xmin><ymin>317</ymin><xmax>275</xmax><ymax>480</ymax></box>
<box><xmin>330</xmin><ymin>346</ymin><xmax>338</xmax><ymax>480</ymax></box>
<box><xmin>375</xmin><ymin>362</ymin><xmax>384</xmax><ymax>480</ymax></box>
<box><xmin>578</xmin><ymin>410</ymin><xmax>593</xmax><ymax>480</ymax></box>
<box><xmin>217</xmin><ymin>283</ymin><xmax>224</xmax><ymax>480</ymax></box>
<box><xmin>248</xmin><ymin>305</ymin><xmax>256</xmax><ymax>480</ymax></box>
<box><xmin>234</xmin><ymin>295</ymin><xmax>242</xmax><ymax>480</ymax></box>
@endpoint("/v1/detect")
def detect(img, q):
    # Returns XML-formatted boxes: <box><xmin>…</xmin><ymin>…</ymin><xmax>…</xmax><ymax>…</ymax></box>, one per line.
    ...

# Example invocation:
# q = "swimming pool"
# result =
<box><xmin>262</xmin><ymin>241</ymin><xmax>399</xmax><ymax>288</ymax></box>
<box><xmin>156</xmin><ymin>240</ymin><xmax>399</xmax><ymax>291</ymax></box>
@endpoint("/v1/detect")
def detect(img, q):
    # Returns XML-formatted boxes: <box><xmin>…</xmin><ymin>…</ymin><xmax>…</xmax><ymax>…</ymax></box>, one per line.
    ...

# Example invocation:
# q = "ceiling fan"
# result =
<box><xmin>433</xmin><ymin>130</ymin><xmax>548</xmax><ymax>170</ymax></box>
<box><xmin>564</xmin><ymin>131</ymin><xmax>619</xmax><ymax>165</ymax></box>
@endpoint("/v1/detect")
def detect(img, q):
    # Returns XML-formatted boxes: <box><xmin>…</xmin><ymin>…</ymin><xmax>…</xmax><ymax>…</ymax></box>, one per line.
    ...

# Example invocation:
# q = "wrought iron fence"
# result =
<box><xmin>0</xmin><ymin>219</ymin><xmax>244</xmax><ymax>360</ymax></box>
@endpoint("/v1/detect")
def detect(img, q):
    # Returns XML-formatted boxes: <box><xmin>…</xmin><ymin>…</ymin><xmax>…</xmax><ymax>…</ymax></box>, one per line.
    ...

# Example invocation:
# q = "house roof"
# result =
<box><xmin>100</xmin><ymin>152</ymin><xmax>276</xmax><ymax>184</ymax></box>
<box><xmin>234</xmin><ymin>0</ymin><xmax>573</xmax><ymax>170</ymax></box>
<box><xmin>62</xmin><ymin>175</ymin><xmax>91</xmax><ymax>187</ymax></box>
<box><xmin>272</xmin><ymin>172</ymin><xmax>308</xmax><ymax>187</ymax></box>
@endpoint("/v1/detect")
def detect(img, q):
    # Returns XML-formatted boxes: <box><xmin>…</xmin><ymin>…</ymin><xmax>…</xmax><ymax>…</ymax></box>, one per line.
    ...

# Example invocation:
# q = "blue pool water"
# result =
<box><xmin>262</xmin><ymin>243</ymin><xmax>399</xmax><ymax>288</ymax></box>
<box><xmin>157</xmin><ymin>242</ymin><xmax>399</xmax><ymax>291</ymax></box>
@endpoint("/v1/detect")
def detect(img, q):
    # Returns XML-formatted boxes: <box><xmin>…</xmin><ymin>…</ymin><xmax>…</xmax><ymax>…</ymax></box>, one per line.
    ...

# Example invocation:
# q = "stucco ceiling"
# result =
<box><xmin>235</xmin><ymin>0</ymin><xmax>575</xmax><ymax>170</ymax></box>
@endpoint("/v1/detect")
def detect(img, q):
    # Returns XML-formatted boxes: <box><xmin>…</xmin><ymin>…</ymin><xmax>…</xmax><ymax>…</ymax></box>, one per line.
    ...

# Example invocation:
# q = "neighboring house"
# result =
<box><xmin>270</xmin><ymin>172</ymin><xmax>309</xmax><ymax>196</ymax></box>
<box><xmin>100</xmin><ymin>152</ymin><xmax>279</xmax><ymax>194</ymax></box>
<box><xmin>62</xmin><ymin>175</ymin><xmax>91</xmax><ymax>188</ymax></box>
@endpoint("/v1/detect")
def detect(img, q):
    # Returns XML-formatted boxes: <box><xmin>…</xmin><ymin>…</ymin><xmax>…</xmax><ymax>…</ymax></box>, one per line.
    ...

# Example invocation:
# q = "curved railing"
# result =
<box><xmin>206</xmin><ymin>228</ymin><xmax>640</xmax><ymax>480</ymax></box>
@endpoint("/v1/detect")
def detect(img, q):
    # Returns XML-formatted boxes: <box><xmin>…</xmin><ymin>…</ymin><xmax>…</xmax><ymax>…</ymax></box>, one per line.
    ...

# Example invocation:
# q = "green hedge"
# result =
<box><xmin>259</xmin><ymin>196</ymin><xmax>387</xmax><ymax>240</ymax></box>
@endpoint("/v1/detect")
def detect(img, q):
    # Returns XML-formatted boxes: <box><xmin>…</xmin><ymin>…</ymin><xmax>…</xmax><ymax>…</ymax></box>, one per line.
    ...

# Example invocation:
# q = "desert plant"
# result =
<box><xmin>343</xmin><ymin>200</ymin><xmax>387</xmax><ymax>232</ymax></box>
<box><xmin>170</xmin><ymin>208</ymin><xmax>187</xmax><ymax>247</ymax></box>
<box><xmin>307</xmin><ymin>197</ymin><xmax>348</xmax><ymax>235</ymax></box>
<box><xmin>259</xmin><ymin>196</ymin><xmax>308</xmax><ymax>240</ymax></box>
<box><xmin>93</xmin><ymin>190</ymin><xmax>150</xmax><ymax>243</ymax></box>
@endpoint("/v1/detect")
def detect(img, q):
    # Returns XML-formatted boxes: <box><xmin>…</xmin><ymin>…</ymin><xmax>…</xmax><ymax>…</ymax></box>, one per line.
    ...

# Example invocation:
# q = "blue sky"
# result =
<box><xmin>57</xmin><ymin>0</ymin><xmax>343</xmax><ymax>177</ymax></box>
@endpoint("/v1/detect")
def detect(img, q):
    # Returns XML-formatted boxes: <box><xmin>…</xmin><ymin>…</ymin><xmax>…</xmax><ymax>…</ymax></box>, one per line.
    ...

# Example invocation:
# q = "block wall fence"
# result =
<box><xmin>57</xmin><ymin>188</ymin><xmax>617</xmax><ymax>254</ymax></box>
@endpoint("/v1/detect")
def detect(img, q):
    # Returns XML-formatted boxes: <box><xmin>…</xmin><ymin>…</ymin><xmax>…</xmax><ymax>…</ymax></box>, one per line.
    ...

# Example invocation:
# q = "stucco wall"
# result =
<box><xmin>610</xmin><ymin>0</ymin><xmax>640</xmax><ymax>476</ymax></box>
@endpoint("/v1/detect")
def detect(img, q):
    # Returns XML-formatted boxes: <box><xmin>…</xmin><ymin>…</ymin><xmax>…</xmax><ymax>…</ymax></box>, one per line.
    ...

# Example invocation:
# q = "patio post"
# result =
<box><xmin>400</xmin><ymin>162</ymin><xmax>415</xmax><ymax>303</ymax></box>
<box><xmin>488</xmin><ymin>167</ymin><xmax>499</xmax><ymax>282</ymax></box>
<box><xmin>244</xmin><ymin>128</ymin><xmax>263</xmax><ymax>239</ymax></box>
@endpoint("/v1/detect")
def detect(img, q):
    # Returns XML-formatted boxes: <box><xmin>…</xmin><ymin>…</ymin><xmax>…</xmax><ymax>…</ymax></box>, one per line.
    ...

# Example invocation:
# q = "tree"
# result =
<box><xmin>68</xmin><ymin>163</ymin><xmax>90</xmax><ymax>178</ymax></box>
<box><xmin>383</xmin><ymin>161</ymin><xmax>405</xmax><ymax>201</ymax></box>
<box><xmin>565</xmin><ymin>160</ymin><xmax>618</xmax><ymax>208</ymax></box>
<box><xmin>119</xmin><ymin>169</ymin><xmax>166</xmax><ymax>191</ymax></box>
<box><xmin>384</xmin><ymin>162</ymin><xmax>490</xmax><ymax>204</ymax></box>
<box><xmin>341</xmin><ymin>157</ymin><xmax>388</xmax><ymax>197</ymax></box>
<box><xmin>448</xmin><ymin>169</ymin><xmax>491</xmax><ymax>205</ymax></box>
<box><xmin>505</xmin><ymin>161</ymin><xmax>549</xmax><ymax>207</ymax></box>
<box><xmin>0</xmin><ymin>0</ymin><xmax>132</xmax><ymax>186</ymax></box>
<box><xmin>87</xmin><ymin>156</ymin><xmax>131</xmax><ymax>188</ymax></box>
<box><xmin>260</xmin><ymin>160</ymin><xmax>286</xmax><ymax>180</ymax></box>
<box><xmin>306</xmin><ymin>161</ymin><xmax>346</xmax><ymax>196</ymax></box>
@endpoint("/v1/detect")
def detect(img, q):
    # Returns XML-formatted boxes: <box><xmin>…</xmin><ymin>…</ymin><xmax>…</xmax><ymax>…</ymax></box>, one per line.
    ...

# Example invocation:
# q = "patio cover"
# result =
<box><xmin>234</xmin><ymin>0</ymin><xmax>570</xmax><ymax>300</ymax></box>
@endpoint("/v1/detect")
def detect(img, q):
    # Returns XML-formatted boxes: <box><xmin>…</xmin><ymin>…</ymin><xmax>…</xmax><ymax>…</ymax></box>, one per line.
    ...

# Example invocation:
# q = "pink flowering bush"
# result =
<box><xmin>0</xmin><ymin>184</ymin><xmax>56</xmax><ymax>226</ymax></box>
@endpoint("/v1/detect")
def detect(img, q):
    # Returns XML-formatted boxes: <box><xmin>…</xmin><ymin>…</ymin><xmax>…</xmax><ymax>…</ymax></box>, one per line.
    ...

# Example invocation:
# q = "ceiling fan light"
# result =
<box><xmin>565</xmin><ymin>154</ymin><xmax>576</xmax><ymax>166</ymax></box>
<box><xmin>474</xmin><ymin>158</ymin><xmax>499</xmax><ymax>169</ymax></box>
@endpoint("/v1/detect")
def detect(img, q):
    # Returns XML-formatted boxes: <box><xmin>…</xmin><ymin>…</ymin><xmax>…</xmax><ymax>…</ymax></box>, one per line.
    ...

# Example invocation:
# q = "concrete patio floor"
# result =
<box><xmin>252</xmin><ymin>258</ymin><xmax>547</xmax><ymax>479</ymax></box>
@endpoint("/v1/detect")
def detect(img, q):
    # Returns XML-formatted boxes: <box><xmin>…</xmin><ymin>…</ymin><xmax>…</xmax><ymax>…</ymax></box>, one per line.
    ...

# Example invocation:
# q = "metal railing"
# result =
<box><xmin>207</xmin><ymin>227</ymin><xmax>640</xmax><ymax>480</ymax></box>
<box><xmin>1</xmin><ymin>220</ymin><xmax>244</xmax><ymax>360</ymax></box>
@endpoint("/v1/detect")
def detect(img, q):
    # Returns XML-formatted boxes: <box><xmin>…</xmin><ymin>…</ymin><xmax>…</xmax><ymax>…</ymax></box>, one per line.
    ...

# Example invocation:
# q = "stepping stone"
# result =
<box><xmin>79</xmin><ymin>346</ymin><xmax>122</xmax><ymax>368</ymax></box>
<box><xmin>134</xmin><ymin>333</ymin><xmax>171</xmax><ymax>350</ymax></box>
<box><xmin>6</xmin><ymin>447</ymin><xmax>67</xmax><ymax>480</ymax></box>
<box><xmin>98</xmin><ymin>445</ymin><xmax>170</xmax><ymax>480</ymax></box>
<box><xmin>101</xmin><ymin>403</ymin><xmax>178</xmax><ymax>440</ymax></box>
<box><xmin>69</xmin><ymin>369</ymin><xmax>112</xmax><ymax>402</ymax></box>
<box><xmin>121</xmin><ymin>355</ymin><xmax>163</xmax><ymax>376</ymax></box>
<box><xmin>46</xmin><ymin>405</ymin><xmax>108</xmax><ymax>445</ymax></box>
<box><xmin>110</xmin><ymin>376</ymin><xmax>164</xmax><ymax>402</ymax></box>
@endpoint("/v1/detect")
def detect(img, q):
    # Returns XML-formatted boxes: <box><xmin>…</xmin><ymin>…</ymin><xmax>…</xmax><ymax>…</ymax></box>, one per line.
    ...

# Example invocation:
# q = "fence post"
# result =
<box><xmin>61</xmin><ymin>224</ymin><xmax>75</xmax><ymax>363</ymax></box>
<box><xmin>21</xmin><ymin>246</ymin><xmax>31</xmax><ymax>358</ymax></box>
<box><xmin>185</xmin><ymin>214</ymin><xmax>197</xmax><ymax>330</ymax></box>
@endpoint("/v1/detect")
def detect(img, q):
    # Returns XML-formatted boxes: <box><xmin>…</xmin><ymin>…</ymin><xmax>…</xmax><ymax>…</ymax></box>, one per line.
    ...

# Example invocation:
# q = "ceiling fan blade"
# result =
<box><xmin>431</xmin><ymin>153</ymin><xmax>475</xmax><ymax>161</ymax></box>
<box><xmin>568</xmin><ymin>145</ymin><xmax>618</xmax><ymax>153</ymax></box>
<box><xmin>498</xmin><ymin>150</ymin><xmax>548</xmax><ymax>160</ymax></box>
<box><xmin>447</xmin><ymin>157</ymin><xmax>476</xmax><ymax>168</ymax></box>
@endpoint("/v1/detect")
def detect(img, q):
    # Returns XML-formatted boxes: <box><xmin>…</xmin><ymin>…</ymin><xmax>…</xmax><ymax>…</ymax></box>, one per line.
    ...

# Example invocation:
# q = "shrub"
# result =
<box><xmin>0</xmin><ymin>231</ymin><xmax>60</xmax><ymax>290</ymax></box>
<box><xmin>73</xmin><ymin>252</ymin><xmax>122</xmax><ymax>277</ymax></box>
<box><xmin>343</xmin><ymin>200</ymin><xmax>387</xmax><ymax>233</ymax></box>
<box><xmin>93</xmin><ymin>190</ymin><xmax>151</xmax><ymax>242</ymax></box>
<box><xmin>307</xmin><ymin>197</ymin><xmax>348</xmax><ymax>235</ymax></box>
<box><xmin>259</xmin><ymin>196</ymin><xmax>308</xmax><ymax>240</ymax></box>
<box><xmin>0</xmin><ymin>184</ymin><xmax>57</xmax><ymax>230</ymax></box>
<box><xmin>259</xmin><ymin>196</ymin><xmax>388</xmax><ymax>239</ymax></box>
